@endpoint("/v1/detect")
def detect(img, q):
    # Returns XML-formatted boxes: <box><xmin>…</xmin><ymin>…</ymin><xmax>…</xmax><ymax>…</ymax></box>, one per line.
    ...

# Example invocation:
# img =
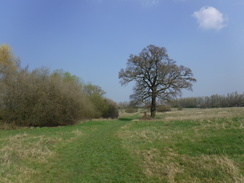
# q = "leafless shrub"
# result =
<box><xmin>125</xmin><ymin>107</ymin><xmax>138</xmax><ymax>113</ymax></box>
<box><xmin>0</xmin><ymin>44</ymin><xmax>117</xmax><ymax>127</ymax></box>
<box><xmin>157</xmin><ymin>105</ymin><xmax>171</xmax><ymax>112</ymax></box>
<box><xmin>0</xmin><ymin>68</ymin><xmax>95</xmax><ymax>126</ymax></box>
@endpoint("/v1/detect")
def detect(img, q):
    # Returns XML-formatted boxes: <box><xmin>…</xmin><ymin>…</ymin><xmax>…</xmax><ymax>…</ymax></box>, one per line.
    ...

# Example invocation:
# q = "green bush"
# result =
<box><xmin>101</xmin><ymin>99</ymin><xmax>119</xmax><ymax>119</ymax></box>
<box><xmin>177</xmin><ymin>106</ymin><xmax>183</xmax><ymax>111</ymax></box>
<box><xmin>157</xmin><ymin>105</ymin><xmax>171</xmax><ymax>112</ymax></box>
<box><xmin>83</xmin><ymin>84</ymin><xmax>118</xmax><ymax>119</ymax></box>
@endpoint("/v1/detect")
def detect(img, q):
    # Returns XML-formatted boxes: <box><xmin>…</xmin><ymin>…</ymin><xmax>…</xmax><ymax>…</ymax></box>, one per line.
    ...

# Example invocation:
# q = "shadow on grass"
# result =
<box><xmin>118</xmin><ymin>118</ymin><xmax>133</xmax><ymax>122</ymax></box>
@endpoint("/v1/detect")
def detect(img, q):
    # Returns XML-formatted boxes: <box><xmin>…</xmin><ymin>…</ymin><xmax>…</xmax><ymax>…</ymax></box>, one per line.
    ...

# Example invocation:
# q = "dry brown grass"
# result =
<box><xmin>0</xmin><ymin>125</ymin><xmax>89</xmax><ymax>183</ymax></box>
<box><xmin>0</xmin><ymin>133</ymin><xmax>62</xmax><ymax>183</ymax></box>
<box><xmin>0</xmin><ymin>134</ymin><xmax>60</xmax><ymax>163</ymax></box>
<box><xmin>141</xmin><ymin>148</ymin><xmax>183</xmax><ymax>183</ymax></box>
<box><xmin>0</xmin><ymin>121</ymin><xmax>19</xmax><ymax>130</ymax></box>
<box><xmin>161</xmin><ymin>107</ymin><xmax>244</xmax><ymax>121</ymax></box>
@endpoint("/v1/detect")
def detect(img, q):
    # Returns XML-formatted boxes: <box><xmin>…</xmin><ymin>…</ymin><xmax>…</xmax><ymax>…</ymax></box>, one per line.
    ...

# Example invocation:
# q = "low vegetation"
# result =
<box><xmin>173</xmin><ymin>92</ymin><xmax>244</xmax><ymax>108</ymax></box>
<box><xmin>0</xmin><ymin>44</ymin><xmax>118</xmax><ymax>127</ymax></box>
<box><xmin>157</xmin><ymin>105</ymin><xmax>171</xmax><ymax>112</ymax></box>
<box><xmin>0</xmin><ymin>107</ymin><xmax>243</xmax><ymax>182</ymax></box>
<box><xmin>119</xmin><ymin>108</ymin><xmax>244</xmax><ymax>182</ymax></box>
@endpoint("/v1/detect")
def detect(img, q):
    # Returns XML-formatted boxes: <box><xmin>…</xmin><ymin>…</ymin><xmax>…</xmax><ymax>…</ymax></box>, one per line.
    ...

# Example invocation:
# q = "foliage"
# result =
<box><xmin>157</xmin><ymin>105</ymin><xmax>171</xmax><ymax>112</ymax></box>
<box><xmin>117</xmin><ymin>101</ymin><xmax>130</xmax><ymax>109</ymax></box>
<box><xmin>173</xmin><ymin>92</ymin><xmax>244</xmax><ymax>108</ymax></box>
<box><xmin>83</xmin><ymin>83</ymin><xmax>107</xmax><ymax>118</ymax></box>
<box><xmin>83</xmin><ymin>83</ymin><xmax>118</xmax><ymax>118</ymax></box>
<box><xmin>101</xmin><ymin>99</ymin><xmax>119</xmax><ymax>119</ymax></box>
<box><xmin>0</xmin><ymin>44</ymin><xmax>19</xmax><ymax>121</ymax></box>
<box><xmin>119</xmin><ymin>45</ymin><xmax>196</xmax><ymax>118</ymax></box>
<box><xmin>0</xmin><ymin>67</ymin><xmax>95</xmax><ymax>126</ymax></box>
<box><xmin>0</xmin><ymin>44</ymin><xmax>118</xmax><ymax>127</ymax></box>
<box><xmin>125</xmin><ymin>107</ymin><xmax>138</xmax><ymax>113</ymax></box>
<box><xmin>0</xmin><ymin>44</ymin><xmax>18</xmax><ymax>80</ymax></box>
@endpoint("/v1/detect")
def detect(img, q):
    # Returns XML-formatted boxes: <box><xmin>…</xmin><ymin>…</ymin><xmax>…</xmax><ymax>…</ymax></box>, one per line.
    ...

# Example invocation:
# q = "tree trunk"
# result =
<box><xmin>150</xmin><ymin>93</ymin><xmax>156</xmax><ymax>118</ymax></box>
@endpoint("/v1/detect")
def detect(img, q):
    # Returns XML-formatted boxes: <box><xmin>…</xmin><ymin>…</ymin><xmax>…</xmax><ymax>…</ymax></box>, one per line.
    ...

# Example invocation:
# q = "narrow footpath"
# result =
<box><xmin>34</xmin><ymin>120</ymin><xmax>146</xmax><ymax>183</ymax></box>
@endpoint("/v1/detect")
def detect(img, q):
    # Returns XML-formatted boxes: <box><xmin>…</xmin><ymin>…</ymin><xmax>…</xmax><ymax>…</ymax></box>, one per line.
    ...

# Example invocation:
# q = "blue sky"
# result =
<box><xmin>1</xmin><ymin>0</ymin><xmax>244</xmax><ymax>102</ymax></box>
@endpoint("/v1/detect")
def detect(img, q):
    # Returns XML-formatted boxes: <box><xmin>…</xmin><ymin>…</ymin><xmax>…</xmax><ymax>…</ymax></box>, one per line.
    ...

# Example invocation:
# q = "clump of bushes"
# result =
<box><xmin>83</xmin><ymin>84</ymin><xmax>118</xmax><ymax>119</ymax></box>
<box><xmin>125</xmin><ymin>107</ymin><xmax>138</xmax><ymax>113</ymax></box>
<box><xmin>0</xmin><ymin>44</ymin><xmax>118</xmax><ymax>127</ymax></box>
<box><xmin>101</xmin><ymin>99</ymin><xmax>119</xmax><ymax>119</ymax></box>
<box><xmin>177</xmin><ymin>106</ymin><xmax>183</xmax><ymax>111</ymax></box>
<box><xmin>157</xmin><ymin>105</ymin><xmax>171</xmax><ymax>112</ymax></box>
<box><xmin>0</xmin><ymin>68</ymin><xmax>96</xmax><ymax>126</ymax></box>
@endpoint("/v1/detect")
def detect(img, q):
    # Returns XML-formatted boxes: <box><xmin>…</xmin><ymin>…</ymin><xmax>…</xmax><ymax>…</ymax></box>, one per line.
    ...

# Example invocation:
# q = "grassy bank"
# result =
<box><xmin>0</xmin><ymin>108</ymin><xmax>243</xmax><ymax>182</ymax></box>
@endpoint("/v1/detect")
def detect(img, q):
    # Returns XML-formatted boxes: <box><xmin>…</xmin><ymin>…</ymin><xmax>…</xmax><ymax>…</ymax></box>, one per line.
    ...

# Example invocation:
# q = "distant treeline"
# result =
<box><xmin>0</xmin><ymin>44</ymin><xmax>118</xmax><ymax>127</ymax></box>
<box><xmin>173</xmin><ymin>92</ymin><xmax>244</xmax><ymax>108</ymax></box>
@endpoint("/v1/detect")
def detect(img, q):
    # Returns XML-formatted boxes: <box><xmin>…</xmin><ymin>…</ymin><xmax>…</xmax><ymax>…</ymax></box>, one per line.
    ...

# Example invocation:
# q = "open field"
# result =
<box><xmin>0</xmin><ymin>107</ymin><xmax>243</xmax><ymax>182</ymax></box>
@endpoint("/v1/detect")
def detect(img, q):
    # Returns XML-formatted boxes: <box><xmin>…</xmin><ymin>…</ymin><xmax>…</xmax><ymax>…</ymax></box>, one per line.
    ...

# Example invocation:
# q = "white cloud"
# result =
<box><xmin>193</xmin><ymin>6</ymin><xmax>227</xmax><ymax>31</ymax></box>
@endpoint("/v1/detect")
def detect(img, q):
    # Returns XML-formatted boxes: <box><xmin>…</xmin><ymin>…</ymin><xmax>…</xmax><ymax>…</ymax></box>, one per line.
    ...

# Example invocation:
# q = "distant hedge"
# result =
<box><xmin>173</xmin><ymin>92</ymin><xmax>244</xmax><ymax>108</ymax></box>
<box><xmin>157</xmin><ymin>105</ymin><xmax>171</xmax><ymax>112</ymax></box>
<box><xmin>125</xmin><ymin>107</ymin><xmax>138</xmax><ymax>113</ymax></box>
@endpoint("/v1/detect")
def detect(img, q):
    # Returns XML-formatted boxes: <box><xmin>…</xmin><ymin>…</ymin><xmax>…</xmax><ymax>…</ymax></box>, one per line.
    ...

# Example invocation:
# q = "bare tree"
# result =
<box><xmin>119</xmin><ymin>45</ymin><xmax>196</xmax><ymax>118</ymax></box>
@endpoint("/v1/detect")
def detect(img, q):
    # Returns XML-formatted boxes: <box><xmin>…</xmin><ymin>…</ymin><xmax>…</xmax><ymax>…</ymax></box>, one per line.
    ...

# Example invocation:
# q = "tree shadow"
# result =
<box><xmin>118</xmin><ymin>118</ymin><xmax>133</xmax><ymax>122</ymax></box>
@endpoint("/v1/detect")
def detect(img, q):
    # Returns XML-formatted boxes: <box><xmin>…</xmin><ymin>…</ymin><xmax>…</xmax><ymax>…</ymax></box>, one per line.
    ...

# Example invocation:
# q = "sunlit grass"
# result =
<box><xmin>118</xmin><ymin>107</ymin><xmax>244</xmax><ymax>182</ymax></box>
<box><xmin>0</xmin><ymin>107</ymin><xmax>243</xmax><ymax>182</ymax></box>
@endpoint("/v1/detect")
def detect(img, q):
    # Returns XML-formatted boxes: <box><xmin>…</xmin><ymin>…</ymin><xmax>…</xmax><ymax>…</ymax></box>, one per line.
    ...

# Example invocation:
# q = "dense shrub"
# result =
<box><xmin>173</xmin><ymin>92</ymin><xmax>244</xmax><ymax>108</ymax></box>
<box><xmin>101</xmin><ymin>99</ymin><xmax>119</xmax><ymax>119</ymax></box>
<box><xmin>157</xmin><ymin>105</ymin><xmax>171</xmax><ymax>112</ymax></box>
<box><xmin>83</xmin><ymin>84</ymin><xmax>118</xmax><ymax>119</ymax></box>
<box><xmin>177</xmin><ymin>106</ymin><xmax>183</xmax><ymax>111</ymax></box>
<box><xmin>0</xmin><ymin>68</ymin><xmax>95</xmax><ymax>126</ymax></box>
<box><xmin>83</xmin><ymin>84</ymin><xmax>107</xmax><ymax>118</ymax></box>
<box><xmin>0</xmin><ymin>44</ymin><xmax>118</xmax><ymax>127</ymax></box>
<box><xmin>125</xmin><ymin>107</ymin><xmax>138</xmax><ymax>113</ymax></box>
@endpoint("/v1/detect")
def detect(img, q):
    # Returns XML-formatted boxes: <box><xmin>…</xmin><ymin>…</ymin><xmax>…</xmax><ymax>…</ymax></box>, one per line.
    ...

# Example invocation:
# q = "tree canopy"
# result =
<box><xmin>0</xmin><ymin>44</ymin><xmax>18</xmax><ymax>80</ymax></box>
<box><xmin>119</xmin><ymin>45</ymin><xmax>196</xmax><ymax>118</ymax></box>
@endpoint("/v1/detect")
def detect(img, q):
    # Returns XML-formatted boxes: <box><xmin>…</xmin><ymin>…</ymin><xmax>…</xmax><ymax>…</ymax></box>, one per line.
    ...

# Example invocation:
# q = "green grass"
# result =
<box><xmin>0</xmin><ymin>108</ymin><xmax>244</xmax><ymax>182</ymax></box>
<box><xmin>31</xmin><ymin>121</ymin><xmax>147</xmax><ymax>183</ymax></box>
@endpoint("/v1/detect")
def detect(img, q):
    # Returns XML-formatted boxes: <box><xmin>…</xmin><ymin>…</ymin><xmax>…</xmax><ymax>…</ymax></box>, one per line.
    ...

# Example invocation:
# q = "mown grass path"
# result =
<box><xmin>33</xmin><ymin>120</ymin><xmax>146</xmax><ymax>183</ymax></box>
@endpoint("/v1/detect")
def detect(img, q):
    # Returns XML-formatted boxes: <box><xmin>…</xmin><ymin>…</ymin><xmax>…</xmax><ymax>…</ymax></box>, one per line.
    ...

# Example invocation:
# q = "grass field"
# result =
<box><xmin>0</xmin><ymin>108</ymin><xmax>243</xmax><ymax>182</ymax></box>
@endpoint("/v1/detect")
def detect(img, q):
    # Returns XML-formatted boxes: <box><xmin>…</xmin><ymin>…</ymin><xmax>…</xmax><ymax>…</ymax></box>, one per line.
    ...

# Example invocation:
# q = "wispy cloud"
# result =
<box><xmin>193</xmin><ymin>6</ymin><xmax>227</xmax><ymax>31</ymax></box>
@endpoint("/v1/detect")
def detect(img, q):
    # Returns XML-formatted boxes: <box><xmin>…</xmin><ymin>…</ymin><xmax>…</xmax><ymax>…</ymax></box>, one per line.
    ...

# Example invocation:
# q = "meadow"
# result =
<box><xmin>0</xmin><ymin>107</ymin><xmax>243</xmax><ymax>182</ymax></box>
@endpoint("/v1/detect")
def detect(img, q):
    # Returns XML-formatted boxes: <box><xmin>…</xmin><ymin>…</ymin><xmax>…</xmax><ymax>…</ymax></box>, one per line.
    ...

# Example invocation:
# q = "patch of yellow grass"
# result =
<box><xmin>141</xmin><ymin>148</ymin><xmax>182</xmax><ymax>183</ymax></box>
<box><xmin>139</xmin><ymin>148</ymin><xmax>244</xmax><ymax>183</ymax></box>
<box><xmin>0</xmin><ymin>134</ymin><xmax>59</xmax><ymax>164</ymax></box>
<box><xmin>0</xmin><ymin>133</ymin><xmax>61</xmax><ymax>183</ymax></box>
<box><xmin>162</xmin><ymin>107</ymin><xmax>244</xmax><ymax>122</ymax></box>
